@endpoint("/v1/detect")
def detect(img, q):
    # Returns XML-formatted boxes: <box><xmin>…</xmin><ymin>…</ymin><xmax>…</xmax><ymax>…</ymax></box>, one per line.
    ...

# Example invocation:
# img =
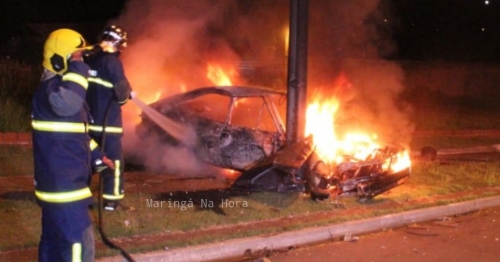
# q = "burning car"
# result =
<box><xmin>136</xmin><ymin>85</ymin><xmax>411</xmax><ymax>201</ymax></box>
<box><xmin>136</xmin><ymin>86</ymin><xmax>288</xmax><ymax>171</ymax></box>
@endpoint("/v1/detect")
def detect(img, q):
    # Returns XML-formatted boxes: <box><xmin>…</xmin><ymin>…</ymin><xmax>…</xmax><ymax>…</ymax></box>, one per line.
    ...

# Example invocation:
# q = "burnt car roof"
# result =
<box><xmin>150</xmin><ymin>85</ymin><xmax>286</xmax><ymax>107</ymax></box>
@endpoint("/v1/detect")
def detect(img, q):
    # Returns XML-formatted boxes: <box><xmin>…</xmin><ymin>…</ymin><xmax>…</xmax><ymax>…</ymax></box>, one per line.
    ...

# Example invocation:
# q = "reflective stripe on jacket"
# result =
<box><xmin>85</xmin><ymin>51</ymin><xmax>131</xmax><ymax>136</ymax></box>
<box><xmin>35</xmin><ymin>188</ymin><xmax>92</xmax><ymax>203</ymax></box>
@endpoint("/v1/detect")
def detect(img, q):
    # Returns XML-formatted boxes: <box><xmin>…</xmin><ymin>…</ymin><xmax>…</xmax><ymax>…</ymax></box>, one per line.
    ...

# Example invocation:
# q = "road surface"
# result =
<box><xmin>257</xmin><ymin>205</ymin><xmax>500</xmax><ymax>262</ymax></box>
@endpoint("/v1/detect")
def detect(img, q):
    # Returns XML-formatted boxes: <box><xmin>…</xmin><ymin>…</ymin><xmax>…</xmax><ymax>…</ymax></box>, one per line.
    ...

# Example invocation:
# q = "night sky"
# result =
<box><xmin>393</xmin><ymin>0</ymin><xmax>500</xmax><ymax>62</ymax></box>
<box><xmin>1</xmin><ymin>0</ymin><xmax>499</xmax><ymax>63</ymax></box>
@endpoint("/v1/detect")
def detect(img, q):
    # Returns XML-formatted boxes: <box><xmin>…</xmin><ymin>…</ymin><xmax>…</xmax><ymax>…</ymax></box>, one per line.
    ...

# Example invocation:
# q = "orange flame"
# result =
<box><xmin>305</xmin><ymin>100</ymin><xmax>340</xmax><ymax>163</ymax></box>
<box><xmin>386</xmin><ymin>150</ymin><xmax>411</xmax><ymax>173</ymax></box>
<box><xmin>206</xmin><ymin>63</ymin><xmax>234</xmax><ymax>86</ymax></box>
<box><xmin>305</xmin><ymin>76</ymin><xmax>411</xmax><ymax>172</ymax></box>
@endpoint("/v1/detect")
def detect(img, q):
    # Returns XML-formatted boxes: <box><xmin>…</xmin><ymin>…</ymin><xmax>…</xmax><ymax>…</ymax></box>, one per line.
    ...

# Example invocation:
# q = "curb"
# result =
<box><xmin>98</xmin><ymin>195</ymin><xmax>500</xmax><ymax>262</ymax></box>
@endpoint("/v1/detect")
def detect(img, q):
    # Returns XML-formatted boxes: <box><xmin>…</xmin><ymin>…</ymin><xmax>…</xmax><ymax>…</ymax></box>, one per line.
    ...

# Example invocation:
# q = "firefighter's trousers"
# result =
<box><xmin>38</xmin><ymin>202</ymin><xmax>95</xmax><ymax>262</ymax></box>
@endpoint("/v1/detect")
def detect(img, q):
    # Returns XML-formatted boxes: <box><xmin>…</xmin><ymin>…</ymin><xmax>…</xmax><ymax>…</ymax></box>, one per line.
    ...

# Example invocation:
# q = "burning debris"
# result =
<box><xmin>325</xmin><ymin>146</ymin><xmax>410</xmax><ymax>200</ymax></box>
<box><xmin>232</xmin><ymin>135</ymin><xmax>410</xmax><ymax>201</ymax></box>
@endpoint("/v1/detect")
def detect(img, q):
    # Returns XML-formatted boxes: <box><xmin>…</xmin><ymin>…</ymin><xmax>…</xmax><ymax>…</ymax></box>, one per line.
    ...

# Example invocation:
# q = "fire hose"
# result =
<box><xmin>95</xmin><ymin>97</ymin><xmax>135</xmax><ymax>262</ymax></box>
<box><xmin>94</xmin><ymin>93</ymin><xmax>193</xmax><ymax>261</ymax></box>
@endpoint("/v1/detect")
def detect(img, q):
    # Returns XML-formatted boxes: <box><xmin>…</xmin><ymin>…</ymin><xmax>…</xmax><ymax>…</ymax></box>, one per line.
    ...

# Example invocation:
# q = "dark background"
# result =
<box><xmin>0</xmin><ymin>0</ymin><xmax>499</xmax><ymax>63</ymax></box>
<box><xmin>0</xmin><ymin>0</ymin><xmax>128</xmax><ymax>63</ymax></box>
<box><xmin>393</xmin><ymin>0</ymin><xmax>500</xmax><ymax>62</ymax></box>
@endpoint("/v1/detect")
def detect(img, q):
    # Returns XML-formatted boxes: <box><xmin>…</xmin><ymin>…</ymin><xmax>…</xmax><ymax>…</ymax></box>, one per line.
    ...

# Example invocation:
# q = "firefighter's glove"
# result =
<box><xmin>93</xmin><ymin>156</ymin><xmax>115</xmax><ymax>173</ymax></box>
<box><xmin>129</xmin><ymin>91</ymin><xmax>137</xmax><ymax>100</ymax></box>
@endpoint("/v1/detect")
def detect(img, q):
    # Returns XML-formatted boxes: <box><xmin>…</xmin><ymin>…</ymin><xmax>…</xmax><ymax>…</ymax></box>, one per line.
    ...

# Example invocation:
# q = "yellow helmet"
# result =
<box><xmin>42</xmin><ymin>29</ymin><xmax>87</xmax><ymax>74</ymax></box>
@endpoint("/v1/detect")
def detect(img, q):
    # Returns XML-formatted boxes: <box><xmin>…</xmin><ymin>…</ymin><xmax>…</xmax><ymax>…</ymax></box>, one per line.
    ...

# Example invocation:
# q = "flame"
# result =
<box><xmin>305</xmin><ymin>76</ymin><xmax>411</xmax><ymax>172</ymax></box>
<box><xmin>305</xmin><ymin>100</ymin><xmax>340</xmax><ymax>163</ymax></box>
<box><xmin>222</xmin><ymin>169</ymin><xmax>241</xmax><ymax>179</ymax></box>
<box><xmin>180</xmin><ymin>83</ymin><xmax>188</xmax><ymax>93</ymax></box>
<box><xmin>305</xmin><ymin>99</ymin><xmax>380</xmax><ymax>164</ymax></box>
<box><xmin>207</xmin><ymin>63</ymin><xmax>234</xmax><ymax>86</ymax></box>
<box><xmin>388</xmin><ymin>150</ymin><xmax>411</xmax><ymax>173</ymax></box>
<box><xmin>284</xmin><ymin>26</ymin><xmax>289</xmax><ymax>56</ymax></box>
<box><xmin>339</xmin><ymin>133</ymin><xmax>380</xmax><ymax>161</ymax></box>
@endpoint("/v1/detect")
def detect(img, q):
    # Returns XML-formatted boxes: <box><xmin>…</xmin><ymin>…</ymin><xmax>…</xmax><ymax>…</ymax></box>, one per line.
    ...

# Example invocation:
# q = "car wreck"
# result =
<box><xmin>136</xmin><ymin>85</ymin><xmax>410</xmax><ymax>201</ymax></box>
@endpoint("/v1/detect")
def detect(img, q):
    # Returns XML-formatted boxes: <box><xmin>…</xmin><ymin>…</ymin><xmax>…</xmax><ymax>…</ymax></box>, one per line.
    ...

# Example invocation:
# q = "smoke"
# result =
<box><xmin>117</xmin><ymin>0</ymin><xmax>238</xmax><ymax>96</ymax></box>
<box><xmin>114</xmin><ymin>0</ymin><xmax>414</xmax><ymax>174</ymax></box>
<box><xmin>116</xmin><ymin>0</ymin><xmax>241</xmax><ymax>175</ymax></box>
<box><xmin>307</xmin><ymin>0</ymin><xmax>414</xmax><ymax>146</ymax></box>
<box><xmin>141</xmin><ymin>136</ymin><xmax>220</xmax><ymax>176</ymax></box>
<box><xmin>334</xmin><ymin>60</ymin><xmax>414</xmax><ymax>145</ymax></box>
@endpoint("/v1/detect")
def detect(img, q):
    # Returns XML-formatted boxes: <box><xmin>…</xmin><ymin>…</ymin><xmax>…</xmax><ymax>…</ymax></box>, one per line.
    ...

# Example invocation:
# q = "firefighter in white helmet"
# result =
<box><xmin>85</xmin><ymin>25</ymin><xmax>132</xmax><ymax>210</ymax></box>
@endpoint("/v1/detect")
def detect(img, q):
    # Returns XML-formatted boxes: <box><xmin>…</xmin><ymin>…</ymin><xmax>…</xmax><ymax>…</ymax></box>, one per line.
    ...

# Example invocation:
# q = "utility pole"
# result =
<box><xmin>286</xmin><ymin>0</ymin><xmax>309</xmax><ymax>144</ymax></box>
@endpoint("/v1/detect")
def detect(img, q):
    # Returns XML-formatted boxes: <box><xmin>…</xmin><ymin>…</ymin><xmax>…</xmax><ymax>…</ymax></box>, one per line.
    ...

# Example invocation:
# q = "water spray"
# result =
<box><xmin>130</xmin><ymin>93</ymin><xmax>197</xmax><ymax>148</ymax></box>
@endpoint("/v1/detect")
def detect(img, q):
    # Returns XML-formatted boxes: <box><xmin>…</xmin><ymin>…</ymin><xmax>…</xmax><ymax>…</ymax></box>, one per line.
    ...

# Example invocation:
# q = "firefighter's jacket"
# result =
<box><xmin>31</xmin><ymin>61</ymin><xmax>93</xmax><ymax>207</ymax></box>
<box><xmin>85</xmin><ymin>50</ymin><xmax>131</xmax><ymax>137</ymax></box>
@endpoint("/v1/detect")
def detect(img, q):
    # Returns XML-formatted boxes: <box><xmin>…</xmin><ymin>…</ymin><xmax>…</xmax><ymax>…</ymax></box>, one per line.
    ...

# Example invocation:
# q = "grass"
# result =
<box><xmin>88</xmin><ymin>161</ymin><xmax>500</xmax><ymax>257</ymax></box>
<box><xmin>410</xmin><ymin>136</ymin><xmax>500</xmax><ymax>151</ymax></box>
<box><xmin>0</xmin><ymin>145</ymin><xmax>34</xmax><ymax>177</ymax></box>
<box><xmin>0</xmin><ymin>60</ymin><xmax>39</xmax><ymax>132</ymax></box>
<box><xmin>412</xmin><ymin>105</ymin><xmax>500</xmax><ymax>131</ymax></box>
<box><xmin>1</xmin><ymin>153</ymin><xmax>499</xmax><ymax>257</ymax></box>
<box><xmin>0</xmin><ymin>199</ymin><xmax>40</xmax><ymax>251</ymax></box>
<box><xmin>410</xmin><ymin>159</ymin><xmax>500</xmax><ymax>190</ymax></box>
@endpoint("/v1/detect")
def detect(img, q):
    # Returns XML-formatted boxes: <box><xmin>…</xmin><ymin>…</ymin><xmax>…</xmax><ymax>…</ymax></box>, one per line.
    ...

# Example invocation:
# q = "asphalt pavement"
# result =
<box><xmin>266</xmin><ymin>204</ymin><xmax>500</xmax><ymax>262</ymax></box>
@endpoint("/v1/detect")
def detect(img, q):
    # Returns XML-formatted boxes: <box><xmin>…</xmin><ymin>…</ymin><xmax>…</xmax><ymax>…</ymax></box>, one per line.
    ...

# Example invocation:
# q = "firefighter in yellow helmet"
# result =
<box><xmin>32</xmin><ymin>28</ymin><xmax>113</xmax><ymax>262</ymax></box>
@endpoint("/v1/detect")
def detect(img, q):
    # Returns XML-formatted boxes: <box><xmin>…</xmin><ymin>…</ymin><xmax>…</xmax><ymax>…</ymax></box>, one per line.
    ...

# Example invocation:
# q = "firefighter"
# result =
<box><xmin>85</xmin><ymin>25</ymin><xmax>132</xmax><ymax>210</ymax></box>
<box><xmin>32</xmin><ymin>28</ymin><xmax>113</xmax><ymax>262</ymax></box>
